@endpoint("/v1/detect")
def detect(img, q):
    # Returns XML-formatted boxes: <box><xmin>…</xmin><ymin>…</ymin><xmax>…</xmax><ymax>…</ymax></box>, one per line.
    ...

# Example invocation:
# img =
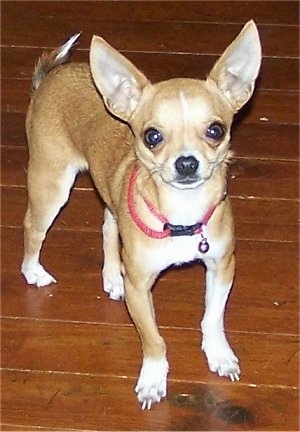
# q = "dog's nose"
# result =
<box><xmin>175</xmin><ymin>156</ymin><xmax>199</xmax><ymax>176</ymax></box>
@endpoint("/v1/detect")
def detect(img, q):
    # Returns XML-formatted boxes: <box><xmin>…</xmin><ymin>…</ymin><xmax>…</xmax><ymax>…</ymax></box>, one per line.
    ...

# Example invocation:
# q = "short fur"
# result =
<box><xmin>22</xmin><ymin>21</ymin><xmax>261</xmax><ymax>409</ymax></box>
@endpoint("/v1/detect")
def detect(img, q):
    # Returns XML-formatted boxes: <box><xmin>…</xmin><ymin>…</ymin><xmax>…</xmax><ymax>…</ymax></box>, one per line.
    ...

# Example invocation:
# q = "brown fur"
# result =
<box><xmin>22</xmin><ymin>22</ymin><xmax>261</xmax><ymax>409</ymax></box>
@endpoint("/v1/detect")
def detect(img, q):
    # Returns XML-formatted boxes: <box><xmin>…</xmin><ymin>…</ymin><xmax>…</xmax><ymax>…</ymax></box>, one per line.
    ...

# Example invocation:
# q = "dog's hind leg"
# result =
<box><xmin>102</xmin><ymin>207</ymin><xmax>124</xmax><ymax>300</ymax></box>
<box><xmin>21</xmin><ymin>163</ymin><xmax>79</xmax><ymax>287</ymax></box>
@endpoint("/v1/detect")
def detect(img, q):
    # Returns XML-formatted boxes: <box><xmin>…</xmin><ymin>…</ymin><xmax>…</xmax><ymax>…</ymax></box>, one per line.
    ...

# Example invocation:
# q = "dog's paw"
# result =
<box><xmin>202</xmin><ymin>336</ymin><xmax>240</xmax><ymax>381</ymax></box>
<box><xmin>21</xmin><ymin>263</ymin><xmax>57</xmax><ymax>288</ymax></box>
<box><xmin>102</xmin><ymin>271</ymin><xmax>124</xmax><ymax>301</ymax></box>
<box><xmin>135</xmin><ymin>357</ymin><xmax>169</xmax><ymax>410</ymax></box>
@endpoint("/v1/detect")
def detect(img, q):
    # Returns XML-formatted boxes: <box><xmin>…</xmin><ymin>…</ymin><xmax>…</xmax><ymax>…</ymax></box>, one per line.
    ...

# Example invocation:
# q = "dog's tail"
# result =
<box><xmin>32</xmin><ymin>32</ymin><xmax>81</xmax><ymax>92</ymax></box>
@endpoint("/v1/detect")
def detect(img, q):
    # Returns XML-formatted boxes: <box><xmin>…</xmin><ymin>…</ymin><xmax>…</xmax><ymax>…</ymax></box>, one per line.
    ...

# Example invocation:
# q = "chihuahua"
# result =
<box><xmin>21</xmin><ymin>21</ymin><xmax>261</xmax><ymax>409</ymax></box>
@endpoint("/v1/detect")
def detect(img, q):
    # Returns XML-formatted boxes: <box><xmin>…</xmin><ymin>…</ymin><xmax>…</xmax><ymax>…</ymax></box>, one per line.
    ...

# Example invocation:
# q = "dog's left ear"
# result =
<box><xmin>90</xmin><ymin>36</ymin><xmax>150</xmax><ymax>121</ymax></box>
<box><xmin>207</xmin><ymin>20</ymin><xmax>262</xmax><ymax>112</ymax></box>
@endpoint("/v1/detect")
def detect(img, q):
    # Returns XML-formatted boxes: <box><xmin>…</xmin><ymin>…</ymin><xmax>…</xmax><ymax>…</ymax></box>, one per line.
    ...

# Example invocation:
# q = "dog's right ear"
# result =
<box><xmin>90</xmin><ymin>36</ymin><xmax>150</xmax><ymax>121</ymax></box>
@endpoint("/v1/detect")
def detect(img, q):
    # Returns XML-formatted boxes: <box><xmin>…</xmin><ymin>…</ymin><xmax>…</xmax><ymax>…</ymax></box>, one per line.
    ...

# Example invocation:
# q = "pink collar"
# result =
<box><xmin>127</xmin><ymin>167</ymin><xmax>217</xmax><ymax>252</ymax></box>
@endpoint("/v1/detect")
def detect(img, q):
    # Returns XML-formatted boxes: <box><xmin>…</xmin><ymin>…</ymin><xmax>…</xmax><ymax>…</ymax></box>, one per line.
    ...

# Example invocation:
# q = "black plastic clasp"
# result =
<box><xmin>163</xmin><ymin>222</ymin><xmax>202</xmax><ymax>237</ymax></box>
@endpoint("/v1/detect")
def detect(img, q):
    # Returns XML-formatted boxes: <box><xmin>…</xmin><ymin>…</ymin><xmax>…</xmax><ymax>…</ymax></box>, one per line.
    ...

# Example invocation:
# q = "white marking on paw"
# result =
<box><xmin>135</xmin><ymin>357</ymin><xmax>169</xmax><ymax>409</ymax></box>
<box><xmin>21</xmin><ymin>263</ymin><xmax>57</xmax><ymax>288</ymax></box>
<box><xmin>102</xmin><ymin>271</ymin><xmax>124</xmax><ymax>301</ymax></box>
<box><xmin>202</xmin><ymin>336</ymin><xmax>240</xmax><ymax>381</ymax></box>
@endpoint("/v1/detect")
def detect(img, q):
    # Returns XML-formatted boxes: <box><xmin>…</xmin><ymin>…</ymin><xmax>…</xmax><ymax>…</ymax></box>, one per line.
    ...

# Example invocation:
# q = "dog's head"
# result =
<box><xmin>90</xmin><ymin>20</ymin><xmax>261</xmax><ymax>190</ymax></box>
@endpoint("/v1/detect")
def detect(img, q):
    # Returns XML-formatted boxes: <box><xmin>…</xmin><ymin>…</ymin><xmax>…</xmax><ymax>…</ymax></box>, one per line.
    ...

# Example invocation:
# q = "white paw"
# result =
<box><xmin>102</xmin><ymin>270</ymin><xmax>124</xmax><ymax>301</ymax></box>
<box><xmin>21</xmin><ymin>263</ymin><xmax>57</xmax><ymax>288</ymax></box>
<box><xmin>202</xmin><ymin>336</ymin><xmax>240</xmax><ymax>381</ymax></box>
<box><xmin>135</xmin><ymin>357</ymin><xmax>169</xmax><ymax>410</ymax></box>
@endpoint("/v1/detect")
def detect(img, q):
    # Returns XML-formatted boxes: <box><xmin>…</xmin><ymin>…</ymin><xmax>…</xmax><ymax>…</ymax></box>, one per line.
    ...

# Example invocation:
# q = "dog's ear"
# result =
<box><xmin>90</xmin><ymin>36</ymin><xmax>150</xmax><ymax>121</ymax></box>
<box><xmin>207</xmin><ymin>20</ymin><xmax>261</xmax><ymax>112</ymax></box>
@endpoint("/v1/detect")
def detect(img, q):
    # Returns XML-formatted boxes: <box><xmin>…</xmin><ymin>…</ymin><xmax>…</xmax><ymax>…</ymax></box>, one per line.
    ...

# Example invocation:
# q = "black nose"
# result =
<box><xmin>175</xmin><ymin>156</ymin><xmax>199</xmax><ymax>176</ymax></box>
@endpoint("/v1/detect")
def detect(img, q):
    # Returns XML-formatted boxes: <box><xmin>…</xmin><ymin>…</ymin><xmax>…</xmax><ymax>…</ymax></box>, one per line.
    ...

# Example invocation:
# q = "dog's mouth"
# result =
<box><xmin>176</xmin><ymin>175</ymin><xmax>202</xmax><ymax>185</ymax></box>
<box><xmin>170</xmin><ymin>160</ymin><xmax>220</xmax><ymax>189</ymax></box>
<box><xmin>165</xmin><ymin>175</ymin><xmax>205</xmax><ymax>190</ymax></box>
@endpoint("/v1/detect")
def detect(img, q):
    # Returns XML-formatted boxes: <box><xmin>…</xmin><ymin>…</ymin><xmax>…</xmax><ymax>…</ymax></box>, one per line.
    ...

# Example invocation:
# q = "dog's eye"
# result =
<box><xmin>143</xmin><ymin>128</ymin><xmax>163</xmax><ymax>148</ymax></box>
<box><xmin>205</xmin><ymin>122</ymin><xmax>225</xmax><ymax>141</ymax></box>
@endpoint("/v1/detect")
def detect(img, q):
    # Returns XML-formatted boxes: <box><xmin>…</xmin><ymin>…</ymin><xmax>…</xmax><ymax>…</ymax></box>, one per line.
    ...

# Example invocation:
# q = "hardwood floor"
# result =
<box><xmin>1</xmin><ymin>1</ymin><xmax>299</xmax><ymax>430</ymax></box>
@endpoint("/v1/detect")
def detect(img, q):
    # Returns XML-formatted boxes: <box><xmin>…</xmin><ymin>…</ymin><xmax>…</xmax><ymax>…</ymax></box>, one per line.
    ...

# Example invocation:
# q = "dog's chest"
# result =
<box><xmin>165</xmin><ymin>235</ymin><xmax>202</xmax><ymax>265</ymax></box>
<box><xmin>144</xmin><ymin>234</ymin><xmax>226</xmax><ymax>273</ymax></box>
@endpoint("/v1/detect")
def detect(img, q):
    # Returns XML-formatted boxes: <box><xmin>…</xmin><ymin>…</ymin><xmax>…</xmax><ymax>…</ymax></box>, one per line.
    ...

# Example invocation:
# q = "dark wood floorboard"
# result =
<box><xmin>2</xmin><ymin>1</ymin><xmax>299</xmax><ymax>25</ymax></box>
<box><xmin>2</xmin><ymin>14</ymin><xmax>299</xmax><ymax>57</ymax></box>
<box><xmin>2</xmin><ymin>318</ymin><xmax>298</xmax><ymax>386</ymax></box>
<box><xmin>2</xmin><ymin>47</ymin><xmax>299</xmax><ymax>91</ymax></box>
<box><xmin>1</xmin><ymin>1</ymin><xmax>299</xmax><ymax>431</ymax></box>
<box><xmin>2</xmin><ymin>370</ymin><xmax>298</xmax><ymax>431</ymax></box>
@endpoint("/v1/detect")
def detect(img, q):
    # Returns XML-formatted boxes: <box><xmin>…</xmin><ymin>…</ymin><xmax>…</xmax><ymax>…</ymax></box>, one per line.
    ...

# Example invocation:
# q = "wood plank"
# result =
<box><xmin>2</xmin><ymin>370</ymin><xmax>298</xmax><ymax>431</ymax></box>
<box><xmin>2</xmin><ymin>1</ymin><xmax>298</xmax><ymax>25</ymax></box>
<box><xmin>229</xmin><ymin>158</ymin><xmax>299</xmax><ymax>200</ymax></box>
<box><xmin>2</xmin><ymin>187</ymin><xmax>298</xmax><ymax>243</ymax></box>
<box><xmin>230</xmin><ymin>122</ymin><xmax>299</xmax><ymax>161</ymax></box>
<box><xmin>2</xmin><ymin>228</ymin><xmax>298</xmax><ymax>334</ymax></box>
<box><xmin>1</xmin><ymin>426</ymin><xmax>79</xmax><ymax>432</ymax></box>
<box><xmin>2</xmin><ymin>79</ymin><xmax>298</xmax><ymax>124</ymax></box>
<box><xmin>2</xmin><ymin>317</ymin><xmax>298</xmax><ymax>387</ymax></box>
<box><xmin>2</xmin><ymin>147</ymin><xmax>298</xmax><ymax>199</ymax></box>
<box><xmin>2</xmin><ymin>112</ymin><xmax>299</xmax><ymax>162</ymax></box>
<box><xmin>2</xmin><ymin>15</ymin><xmax>298</xmax><ymax>58</ymax></box>
<box><xmin>2</xmin><ymin>47</ymin><xmax>299</xmax><ymax>91</ymax></box>
<box><xmin>1</xmin><ymin>79</ymin><xmax>31</xmax><ymax>114</ymax></box>
<box><xmin>1</xmin><ymin>113</ymin><xmax>27</xmax><ymax>148</ymax></box>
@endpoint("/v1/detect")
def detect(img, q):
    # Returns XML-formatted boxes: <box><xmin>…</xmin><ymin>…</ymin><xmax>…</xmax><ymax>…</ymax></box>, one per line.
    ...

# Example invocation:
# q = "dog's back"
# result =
<box><xmin>26</xmin><ymin>35</ymin><xmax>134</xmax><ymax>204</ymax></box>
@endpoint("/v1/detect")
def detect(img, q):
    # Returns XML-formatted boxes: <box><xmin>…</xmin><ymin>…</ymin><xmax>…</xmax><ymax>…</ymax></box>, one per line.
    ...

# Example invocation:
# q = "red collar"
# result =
<box><xmin>127</xmin><ymin>167</ymin><xmax>216</xmax><ymax>251</ymax></box>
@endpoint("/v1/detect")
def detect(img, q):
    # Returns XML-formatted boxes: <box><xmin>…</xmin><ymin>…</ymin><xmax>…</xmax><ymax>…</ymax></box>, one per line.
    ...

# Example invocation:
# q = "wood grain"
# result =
<box><xmin>2</xmin><ymin>317</ymin><xmax>298</xmax><ymax>387</ymax></box>
<box><xmin>2</xmin><ymin>370</ymin><xmax>298</xmax><ymax>431</ymax></box>
<box><xmin>2</xmin><ymin>47</ymin><xmax>299</xmax><ymax>91</ymax></box>
<box><xmin>2</xmin><ymin>1</ymin><xmax>298</xmax><ymax>25</ymax></box>
<box><xmin>2</xmin><ymin>14</ymin><xmax>298</xmax><ymax>58</ymax></box>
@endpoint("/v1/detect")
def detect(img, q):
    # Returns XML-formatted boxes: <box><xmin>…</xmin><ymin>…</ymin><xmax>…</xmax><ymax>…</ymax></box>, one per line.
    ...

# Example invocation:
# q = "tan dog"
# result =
<box><xmin>21</xmin><ymin>21</ymin><xmax>261</xmax><ymax>409</ymax></box>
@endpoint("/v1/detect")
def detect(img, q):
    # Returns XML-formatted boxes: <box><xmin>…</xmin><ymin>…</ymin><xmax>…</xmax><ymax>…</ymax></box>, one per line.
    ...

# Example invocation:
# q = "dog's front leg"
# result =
<box><xmin>123</xmin><ymin>256</ymin><xmax>169</xmax><ymax>409</ymax></box>
<box><xmin>201</xmin><ymin>251</ymin><xmax>240</xmax><ymax>381</ymax></box>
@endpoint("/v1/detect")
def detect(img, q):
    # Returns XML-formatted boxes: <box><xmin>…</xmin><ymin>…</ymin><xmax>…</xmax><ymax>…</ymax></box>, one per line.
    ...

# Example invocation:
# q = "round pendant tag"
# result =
<box><xmin>199</xmin><ymin>239</ymin><xmax>209</xmax><ymax>253</ymax></box>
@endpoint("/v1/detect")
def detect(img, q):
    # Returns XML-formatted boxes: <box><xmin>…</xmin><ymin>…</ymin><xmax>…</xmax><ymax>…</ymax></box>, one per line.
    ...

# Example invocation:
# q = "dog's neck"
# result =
<box><xmin>135</xmin><ymin>164</ymin><xmax>227</xmax><ymax>227</ymax></box>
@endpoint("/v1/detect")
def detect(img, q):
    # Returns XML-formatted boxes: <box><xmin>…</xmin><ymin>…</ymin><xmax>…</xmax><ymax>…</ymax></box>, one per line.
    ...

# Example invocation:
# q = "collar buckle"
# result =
<box><xmin>163</xmin><ymin>222</ymin><xmax>203</xmax><ymax>237</ymax></box>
